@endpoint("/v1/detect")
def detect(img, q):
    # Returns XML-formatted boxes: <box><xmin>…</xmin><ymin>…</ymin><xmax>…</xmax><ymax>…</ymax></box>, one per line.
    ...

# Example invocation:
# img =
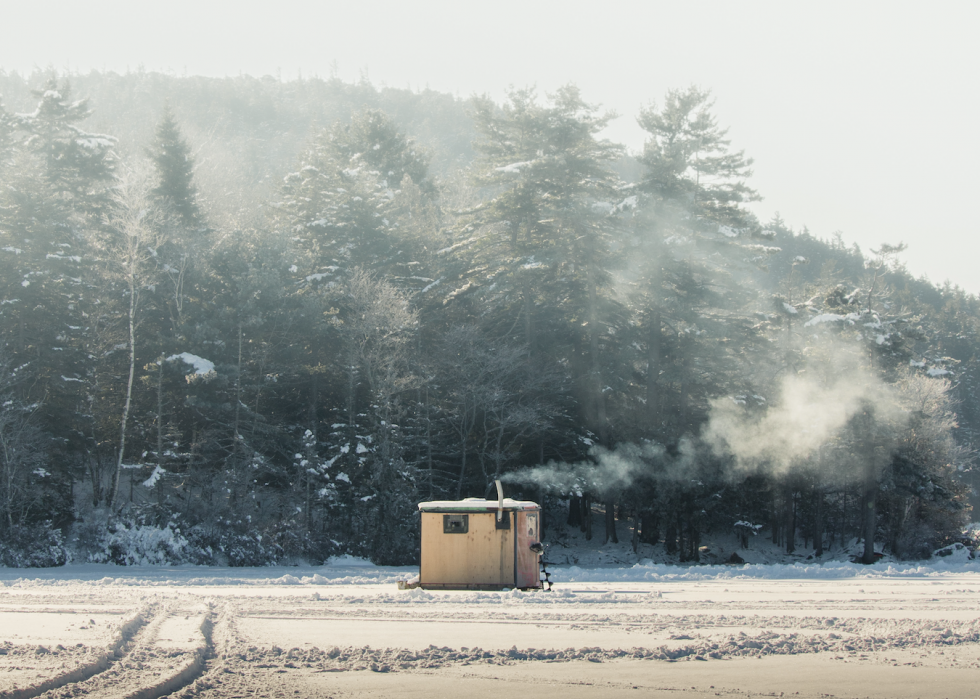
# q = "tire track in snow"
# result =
<box><xmin>164</xmin><ymin>602</ymin><xmax>279</xmax><ymax>699</ymax></box>
<box><xmin>15</xmin><ymin>602</ymin><xmax>214</xmax><ymax>699</ymax></box>
<box><xmin>164</xmin><ymin>601</ymin><xmax>335</xmax><ymax>698</ymax></box>
<box><xmin>118</xmin><ymin>605</ymin><xmax>214</xmax><ymax>699</ymax></box>
<box><xmin>0</xmin><ymin>604</ymin><xmax>154</xmax><ymax>699</ymax></box>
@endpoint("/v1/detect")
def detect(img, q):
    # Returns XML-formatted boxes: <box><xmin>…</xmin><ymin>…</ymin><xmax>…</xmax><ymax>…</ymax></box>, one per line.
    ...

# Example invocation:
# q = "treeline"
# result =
<box><xmin>0</xmin><ymin>71</ymin><xmax>976</xmax><ymax>567</ymax></box>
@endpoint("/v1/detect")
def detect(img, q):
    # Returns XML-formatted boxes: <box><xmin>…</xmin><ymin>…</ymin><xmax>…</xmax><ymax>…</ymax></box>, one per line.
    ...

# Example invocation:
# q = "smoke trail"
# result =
<box><xmin>502</xmin><ymin>438</ymin><xmax>698</xmax><ymax>496</ymax></box>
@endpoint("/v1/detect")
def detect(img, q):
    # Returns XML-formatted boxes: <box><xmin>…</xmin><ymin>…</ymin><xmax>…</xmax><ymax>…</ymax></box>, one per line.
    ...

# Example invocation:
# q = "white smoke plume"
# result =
<box><xmin>506</xmin><ymin>364</ymin><xmax>912</xmax><ymax>495</ymax></box>
<box><xmin>702</xmin><ymin>370</ymin><xmax>905</xmax><ymax>476</ymax></box>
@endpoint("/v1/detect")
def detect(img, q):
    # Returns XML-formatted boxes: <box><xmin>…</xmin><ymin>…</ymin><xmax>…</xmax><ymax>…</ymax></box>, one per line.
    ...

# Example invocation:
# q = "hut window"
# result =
<box><xmin>443</xmin><ymin>514</ymin><xmax>469</xmax><ymax>534</ymax></box>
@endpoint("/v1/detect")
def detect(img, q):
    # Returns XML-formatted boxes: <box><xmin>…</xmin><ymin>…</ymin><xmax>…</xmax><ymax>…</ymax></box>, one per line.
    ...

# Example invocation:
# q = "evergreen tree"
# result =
<box><xmin>0</xmin><ymin>353</ymin><xmax>55</xmax><ymax>532</ymax></box>
<box><xmin>0</xmin><ymin>97</ymin><xmax>14</xmax><ymax>165</ymax></box>
<box><xmin>148</xmin><ymin>106</ymin><xmax>201</xmax><ymax>228</ymax></box>
<box><xmin>0</xmin><ymin>80</ymin><xmax>116</xmax><ymax>467</ymax></box>
<box><xmin>465</xmin><ymin>87</ymin><xmax>625</xmax><ymax>431</ymax></box>
<box><xmin>629</xmin><ymin>87</ymin><xmax>771</xmax><ymax>442</ymax></box>
<box><xmin>459</xmin><ymin>86</ymin><xmax>631</xmax><ymax>539</ymax></box>
<box><xmin>883</xmin><ymin>372</ymin><xmax>969</xmax><ymax>558</ymax></box>
<box><xmin>621</xmin><ymin>88</ymin><xmax>774</xmax><ymax>557</ymax></box>
<box><xmin>638</xmin><ymin>86</ymin><xmax>759</xmax><ymax>231</ymax></box>
<box><xmin>275</xmin><ymin>109</ymin><xmax>435</xmax><ymax>296</ymax></box>
<box><xmin>329</xmin><ymin>108</ymin><xmax>434</xmax><ymax>197</ymax></box>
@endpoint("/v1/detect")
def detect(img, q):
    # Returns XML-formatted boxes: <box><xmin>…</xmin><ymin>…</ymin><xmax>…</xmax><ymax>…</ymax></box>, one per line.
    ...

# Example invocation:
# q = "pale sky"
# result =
<box><xmin>3</xmin><ymin>1</ymin><xmax>978</xmax><ymax>293</ymax></box>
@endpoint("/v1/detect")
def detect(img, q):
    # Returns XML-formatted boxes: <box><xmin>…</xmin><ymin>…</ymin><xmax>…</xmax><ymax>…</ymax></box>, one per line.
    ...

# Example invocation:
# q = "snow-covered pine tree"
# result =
<box><xmin>627</xmin><ymin>87</ymin><xmax>771</xmax><ymax>558</ymax></box>
<box><xmin>633</xmin><ymin>86</ymin><xmax>767</xmax><ymax>436</ymax></box>
<box><xmin>331</xmin><ymin>269</ymin><xmax>420</xmax><ymax>563</ymax></box>
<box><xmin>0</xmin><ymin>81</ymin><xmax>116</xmax><ymax>506</ymax></box>
<box><xmin>148</xmin><ymin>106</ymin><xmax>201</xmax><ymax>229</ymax></box>
<box><xmin>638</xmin><ymin>87</ymin><xmax>759</xmax><ymax>232</ymax></box>
<box><xmin>328</xmin><ymin>108</ymin><xmax>433</xmax><ymax>199</ymax></box>
<box><xmin>462</xmin><ymin>85</ymin><xmax>629</xmax><ymax>540</ymax></box>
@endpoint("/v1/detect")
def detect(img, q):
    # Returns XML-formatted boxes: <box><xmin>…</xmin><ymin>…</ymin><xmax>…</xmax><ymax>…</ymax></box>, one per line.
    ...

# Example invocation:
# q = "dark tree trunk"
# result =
<box><xmin>639</xmin><ymin>509</ymin><xmax>658</xmax><ymax>545</ymax></box>
<box><xmin>604</xmin><ymin>498</ymin><xmax>618</xmax><ymax>544</ymax></box>
<box><xmin>665</xmin><ymin>513</ymin><xmax>677</xmax><ymax>556</ymax></box>
<box><xmin>814</xmin><ymin>490</ymin><xmax>824</xmax><ymax>557</ymax></box>
<box><xmin>861</xmin><ymin>473</ymin><xmax>877</xmax><ymax>564</ymax></box>
<box><xmin>538</xmin><ymin>487</ymin><xmax>547</xmax><ymax>542</ymax></box>
<box><xmin>676</xmin><ymin>510</ymin><xmax>686</xmax><ymax>562</ymax></box>
<box><xmin>771</xmin><ymin>493</ymin><xmax>780</xmax><ymax>547</ymax></box>
<box><xmin>679</xmin><ymin>380</ymin><xmax>690</xmax><ymax>433</ymax></box>
<box><xmin>522</xmin><ymin>275</ymin><xmax>534</xmax><ymax>353</ymax></box>
<box><xmin>688</xmin><ymin>516</ymin><xmax>700</xmax><ymax>563</ymax></box>
<box><xmin>646</xmin><ymin>311</ymin><xmax>662</xmax><ymax>429</ymax></box>
<box><xmin>785</xmin><ymin>489</ymin><xmax>796</xmax><ymax>554</ymax></box>
<box><xmin>582</xmin><ymin>494</ymin><xmax>593</xmax><ymax>541</ymax></box>
<box><xmin>631</xmin><ymin>506</ymin><xmax>639</xmax><ymax>553</ymax></box>
<box><xmin>568</xmin><ymin>495</ymin><xmax>582</xmax><ymax>528</ymax></box>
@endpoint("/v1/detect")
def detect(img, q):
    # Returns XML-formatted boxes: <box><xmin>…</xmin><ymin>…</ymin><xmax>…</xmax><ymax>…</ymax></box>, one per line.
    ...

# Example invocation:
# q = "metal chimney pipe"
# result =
<box><xmin>495</xmin><ymin>479</ymin><xmax>504</xmax><ymax>522</ymax></box>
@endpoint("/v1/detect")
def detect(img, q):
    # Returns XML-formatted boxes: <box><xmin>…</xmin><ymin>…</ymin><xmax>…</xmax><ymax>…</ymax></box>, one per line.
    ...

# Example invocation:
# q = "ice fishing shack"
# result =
<box><xmin>417</xmin><ymin>482</ymin><xmax>544</xmax><ymax>590</ymax></box>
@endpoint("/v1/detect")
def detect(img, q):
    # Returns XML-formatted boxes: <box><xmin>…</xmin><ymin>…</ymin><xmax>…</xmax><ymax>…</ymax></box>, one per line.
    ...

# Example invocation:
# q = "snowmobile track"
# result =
<box><xmin>1</xmin><ymin>602</ymin><xmax>216</xmax><ymax>699</ymax></box>
<box><xmin>0</xmin><ymin>604</ymin><xmax>153</xmax><ymax>699</ymax></box>
<box><xmin>118</xmin><ymin>607</ymin><xmax>214</xmax><ymax>699</ymax></box>
<box><xmin>159</xmin><ymin>602</ymin><xmax>256</xmax><ymax>699</ymax></box>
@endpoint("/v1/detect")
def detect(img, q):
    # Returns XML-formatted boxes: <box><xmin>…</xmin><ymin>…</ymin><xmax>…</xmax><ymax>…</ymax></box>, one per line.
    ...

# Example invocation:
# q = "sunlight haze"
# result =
<box><xmin>2</xmin><ymin>0</ymin><xmax>978</xmax><ymax>291</ymax></box>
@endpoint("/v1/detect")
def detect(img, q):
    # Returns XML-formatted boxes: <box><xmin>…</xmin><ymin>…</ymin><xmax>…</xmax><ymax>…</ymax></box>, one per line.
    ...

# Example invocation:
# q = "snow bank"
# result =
<box><xmin>4</xmin><ymin>556</ymin><xmax>980</xmax><ymax>589</ymax></box>
<box><xmin>0</xmin><ymin>562</ymin><xmax>412</xmax><ymax>587</ymax></box>
<box><xmin>555</xmin><ymin>558</ymin><xmax>980</xmax><ymax>583</ymax></box>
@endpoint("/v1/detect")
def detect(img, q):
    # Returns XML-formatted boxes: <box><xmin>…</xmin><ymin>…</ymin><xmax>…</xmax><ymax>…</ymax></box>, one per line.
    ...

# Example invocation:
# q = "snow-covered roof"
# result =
<box><xmin>418</xmin><ymin>498</ymin><xmax>539</xmax><ymax>512</ymax></box>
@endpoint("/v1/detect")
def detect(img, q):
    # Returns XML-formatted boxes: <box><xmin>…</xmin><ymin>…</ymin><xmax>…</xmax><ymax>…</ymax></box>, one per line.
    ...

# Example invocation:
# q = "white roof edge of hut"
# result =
<box><xmin>418</xmin><ymin>498</ymin><xmax>539</xmax><ymax>512</ymax></box>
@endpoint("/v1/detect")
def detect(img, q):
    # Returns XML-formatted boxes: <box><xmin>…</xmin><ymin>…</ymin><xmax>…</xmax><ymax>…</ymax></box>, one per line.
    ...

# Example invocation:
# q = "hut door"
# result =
<box><xmin>516</xmin><ymin>511</ymin><xmax>541</xmax><ymax>589</ymax></box>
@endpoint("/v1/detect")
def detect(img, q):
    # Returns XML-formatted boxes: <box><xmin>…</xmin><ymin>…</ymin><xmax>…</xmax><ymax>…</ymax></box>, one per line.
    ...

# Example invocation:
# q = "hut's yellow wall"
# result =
<box><xmin>420</xmin><ymin>512</ymin><xmax>514</xmax><ymax>587</ymax></box>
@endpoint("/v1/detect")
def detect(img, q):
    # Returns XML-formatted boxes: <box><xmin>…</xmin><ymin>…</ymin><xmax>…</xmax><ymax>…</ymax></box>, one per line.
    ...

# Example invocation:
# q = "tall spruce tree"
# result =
<box><xmin>459</xmin><ymin>86</ymin><xmax>629</xmax><ymax>539</ymax></box>
<box><xmin>0</xmin><ymin>81</ymin><xmax>116</xmax><ymax>465</ymax></box>
<box><xmin>148</xmin><ymin>106</ymin><xmax>201</xmax><ymax>228</ymax></box>
<box><xmin>466</xmin><ymin>86</ymin><xmax>625</xmax><ymax>417</ymax></box>
<box><xmin>328</xmin><ymin>108</ymin><xmax>434</xmax><ymax>197</ymax></box>
<box><xmin>638</xmin><ymin>87</ymin><xmax>759</xmax><ymax>231</ymax></box>
<box><xmin>631</xmin><ymin>87</ymin><xmax>770</xmax><ymax>440</ymax></box>
<box><xmin>624</xmin><ymin>88</ymin><xmax>772</xmax><ymax>557</ymax></box>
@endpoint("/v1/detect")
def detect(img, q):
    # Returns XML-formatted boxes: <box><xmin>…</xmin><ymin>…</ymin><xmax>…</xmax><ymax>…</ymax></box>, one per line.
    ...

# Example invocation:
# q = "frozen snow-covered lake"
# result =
<box><xmin>2</xmin><ymin>560</ymin><xmax>979</xmax><ymax>698</ymax></box>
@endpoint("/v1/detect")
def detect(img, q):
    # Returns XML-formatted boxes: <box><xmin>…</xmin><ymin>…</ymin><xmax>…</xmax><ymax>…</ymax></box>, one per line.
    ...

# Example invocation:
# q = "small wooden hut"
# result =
<box><xmin>417</xmin><ymin>485</ymin><xmax>542</xmax><ymax>590</ymax></box>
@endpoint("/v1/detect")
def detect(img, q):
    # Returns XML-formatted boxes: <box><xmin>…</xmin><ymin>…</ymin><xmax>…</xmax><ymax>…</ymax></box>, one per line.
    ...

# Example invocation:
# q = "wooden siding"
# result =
<box><xmin>420</xmin><ymin>511</ymin><xmax>515</xmax><ymax>588</ymax></box>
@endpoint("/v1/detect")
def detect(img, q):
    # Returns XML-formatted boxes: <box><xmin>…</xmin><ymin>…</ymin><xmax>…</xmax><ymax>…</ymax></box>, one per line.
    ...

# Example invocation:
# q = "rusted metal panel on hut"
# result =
<box><xmin>418</xmin><ymin>497</ymin><xmax>542</xmax><ymax>590</ymax></box>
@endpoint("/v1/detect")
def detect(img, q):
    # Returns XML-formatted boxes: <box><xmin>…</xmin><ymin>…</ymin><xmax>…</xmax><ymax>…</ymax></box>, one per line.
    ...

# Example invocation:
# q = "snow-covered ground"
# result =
<box><xmin>2</xmin><ymin>552</ymin><xmax>980</xmax><ymax>698</ymax></box>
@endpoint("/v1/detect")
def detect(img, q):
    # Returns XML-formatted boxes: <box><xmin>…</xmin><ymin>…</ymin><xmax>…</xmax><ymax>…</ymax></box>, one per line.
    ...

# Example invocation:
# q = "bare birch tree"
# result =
<box><xmin>338</xmin><ymin>269</ymin><xmax>419</xmax><ymax>562</ymax></box>
<box><xmin>99</xmin><ymin>161</ymin><xmax>165</xmax><ymax>508</ymax></box>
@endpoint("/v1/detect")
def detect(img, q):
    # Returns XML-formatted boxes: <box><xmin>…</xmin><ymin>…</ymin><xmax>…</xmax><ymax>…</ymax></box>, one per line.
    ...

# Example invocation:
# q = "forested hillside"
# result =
<box><xmin>1</xmin><ymin>70</ymin><xmax>977</xmax><ymax>567</ymax></box>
